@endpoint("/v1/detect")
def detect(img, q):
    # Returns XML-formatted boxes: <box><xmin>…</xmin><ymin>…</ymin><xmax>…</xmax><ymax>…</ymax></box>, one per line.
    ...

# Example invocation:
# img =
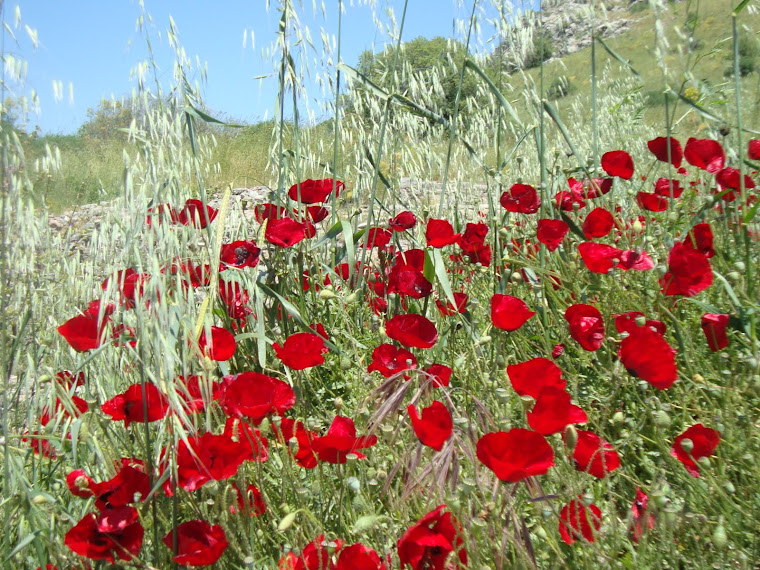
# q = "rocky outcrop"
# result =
<box><xmin>540</xmin><ymin>0</ymin><xmax>638</xmax><ymax>57</ymax></box>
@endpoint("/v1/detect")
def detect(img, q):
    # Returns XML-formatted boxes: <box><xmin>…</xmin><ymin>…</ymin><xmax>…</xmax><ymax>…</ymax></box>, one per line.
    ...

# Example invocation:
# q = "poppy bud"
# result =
<box><xmin>733</xmin><ymin>261</ymin><xmax>746</xmax><ymax>273</ymax></box>
<box><xmin>333</xmin><ymin>397</ymin><xmax>343</xmax><ymax>411</ymax></box>
<box><xmin>277</xmin><ymin>512</ymin><xmax>297</xmax><ymax>531</ymax></box>
<box><xmin>680</xmin><ymin>438</ymin><xmax>694</xmax><ymax>453</ymax></box>
<box><xmin>510</xmin><ymin>271</ymin><xmax>523</xmax><ymax>283</ymax></box>
<box><xmin>319</xmin><ymin>288</ymin><xmax>336</xmax><ymax>300</ymax></box>
<box><xmin>653</xmin><ymin>410</ymin><xmax>671</xmax><ymax>428</ymax></box>
<box><xmin>727</xmin><ymin>271</ymin><xmax>741</xmax><ymax>283</ymax></box>
<box><xmin>612</xmin><ymin>411</ymin><xmax>625</xmax><ymax>424</ymax></box>
<box><xmin>723</xmin><ymin>481</ymin><xmax>735</xmax><ymax>495</ymax></box>
<box><xmin>499</xmin><ymin>227</ymin><xmax>509</xmax><ymax>238</ymax></box>
<box><xmin>697</xmin><ymin>456</ymin><xmax>711</xmax><ymax>469</ymax></box>
<box><xmin>564</xmin><ymin>424</ymin><xmax>578</xmax><ymax>451</ymax></box>
<box><xmin>712</xmin><ymin>518</ymin><xmax>727</xmax><ymax>549</ymax></box>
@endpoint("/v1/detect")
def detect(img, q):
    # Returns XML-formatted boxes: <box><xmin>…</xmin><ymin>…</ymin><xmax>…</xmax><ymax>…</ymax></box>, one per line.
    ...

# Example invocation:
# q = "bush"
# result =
<box><xmin>524</xmin><ymin>33</ymin><xmax>555</xmax><ymax>69</ymax></box>
<box><xmin>547</xmin><ymin>76</ymin><xmax>574</xmax><ymax>100</ymax></box>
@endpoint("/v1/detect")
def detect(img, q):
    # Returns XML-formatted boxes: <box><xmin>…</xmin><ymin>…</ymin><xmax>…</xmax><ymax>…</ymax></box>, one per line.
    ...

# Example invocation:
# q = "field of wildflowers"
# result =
<box><xmin>2</xmin><ymin>0</ymin><xmax>760</xmax><ymax>568</ymax></box>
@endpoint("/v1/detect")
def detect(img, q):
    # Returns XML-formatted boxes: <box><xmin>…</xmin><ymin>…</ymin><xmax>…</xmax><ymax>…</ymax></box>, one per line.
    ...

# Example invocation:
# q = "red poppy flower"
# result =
<box><xmin>554</xmin><ymin>181</ymin><xmax>586</xmax><ymax>211</ymax></box>
<box><xmin>55</xmin><ymin>370</ymin><xmax>86</xmax><ymax>389</ymax></box>
<box><xmin>527</xmin><ymin>387</ymin><xmax>588</xmax><ymax>435</ymax></box>
<box><xmin>397</xmin><ymin>505</ymin><xmax>467</xmax><ymax>570</ymax></box>
<box><xmin>363</xmin><ymin>227</ymin><xmax>392</xmax><ymax>249</ymax></box>
<box><xmin>507</xmin><ymin>357</ymin><xmax>566</xmax><ymax>398</ymax></box>
<box><xmin>219</xmin><ymin>279</ymin><xmax>252</xmax><ymax>320</ymax></box>
<box><xmin>457</xmin><ymin>222</ymin><xmax>491</xmax><ymax>265</ymax></box>
<box><xmin>613</xmin><ymin>312</ymin><xmax>666</xmax><ymax>336</ymax></box>
<box><xmin>101</xmin><ymin>383</ymin><xmax>169</xmax><ymax>427</ymax></box>
<box><xmin>198</xmin><ymin>326</ymin><xmax>236</xmax><ymax>361</ymax></box>
<box><xmin>716</xmin><ymin>167</ymin><xmax>756</xmax><ymax>193</ymax></box>
<box><xmin>58</xmin><ymin>312</ymin><xmax>110</xmax><ymax>352</ymax></box>
<box><xmin>581</xmin><ymin>177</ymin><xmax>614</xmax><ymax>199</ymax></box>
<box><xmin>218</xmin><ymin>372</ymin><xmax>296</xmax><ymax>422</ymax></box>
<box><xmin>426</xmin><ymin>218</ymin><xmax>460</xmax><ymax>248</ymax></box>
<box><xmin>279</xmin><ymin>535</ymin><xmax>333</xmax><ymax>570</ymax></box>
<box><xmin>273</xmin><ymin>332</ymin><xmax>328</xmax><ymax>369</ymax></box>
<box><xmin>683</xmin><ymin>223</ymin><xmax>715</xmax><ymax>258</ymax></box>
<box><xmin>40</xmin><ymin>395</ymin><xmax>88</xmax><ymax>426</ymax></box>
<box><xmin>571</xmin><ymin>430</ymin><xmax>620</xmax><ymax>478</ymax></box>
<box><xmin>389</xmin><ymin>211</ymin><xmax>418</xmax><ymax>231</ymax></box>
<box><xmin>653</xmin><ymin>177</ymin><xmax>683</xmax><ymax>198</ymax></box>
<box><xmin>304</xmin><ymin>205</ymin><xmax>328</xmax><ymax>224</ymax></box>
<box><xmin>477</xmin><ymin>429</ymin><xmax>554</xmax><ymax>481</ymax></box>
<box><xmin>618</xmin><ymin>324</ymin><xmax>677</xmax><ymax>389</ymax></box>
<box><xmin>500</xmin><ymin>183</ymin><xmax>541</xmax><ymax>214</ymax></box>
<box><xmin>101</xmin><ymin>268</ymin><xmax>150</xmax><ymax>308</ymax></box>
<box><xmin>647</xmin><ymin>136</ymin><xmax>683</xmax><ymax>167</ymax></box>
<box><xmin>162</xmin><ymin>520</ymin><xmax>228</xmax><ymax>567</ymax></box>
<box><xmin>146</xmin><ymin>203</ymin><xmax>179</xmax><ymax>227</ymax></box>
<box><xmin>367</xmin><ymin>344</ymin><xmax>417</xmax><ymax>378</ymax></box>
<box><xmin>537</xmin><ymin>219</ymin><xmax>569</xmax><ymax>251</ymax></box>
<box><xmin>577</xmin><ymin>242</ymin><xmax>622</xmax><ymax>273</ymax></box>
<box><xmin>684</xmin><ymin>138</ymin><xmax>725</xmax><ymax>173</ymax></box>
<box><xmin>274</xmin><ymin>417</ymin><xmax>319</xmax><ymax>469</ymax></box>
<box><xmin>65</xmin><ymin>506</ymin><xmax>144</xmax><ymax>563</ymax></box>
<box><xmin>425</xmin><ymin>364</ymin><xmax>452</xmax><ymax>387</ymax></box>
<box><xmin>334</xmin><ymin>543</ymin><xmax>387</xmax><ymax>570</ymax></box>
<box><xmin>387</xmin><ymin>265</ymin><xmax>432</xmax><ymax>299</ymax></box>
<box><xmin>601</xmin><ymin>150</ymin><xmax>634</xmax><ymax>180</ymax></box>
<box><xmin>288</xmin><ymin>178</ymin><xmax>343</xmax><ymax>204</ymax></box>
<box><xmin>636</xmin><ymin>191</ymin><xmax>669</xmax><ymax>212</ymax></box>
<box><xmin>171</xmin><ymin>420</ymin><xmax>268</xmax><ymax>492</ymax></box>
<box><xmin>220</xmin><ymin>240</ymin><xmax>260</xmax><ymax>269</ymax></box>
<box><xmin>265</xmin><ymin>217</ymin><xmax>306</xmax><ymax>247</ymax></box>
<box><xmin>166</xmin><ymin>258</ymin><xmax>212</xmax><ymax>288</ymax></box>
<box><xmin>559</xmin><ymin>497</ymin><xmax>602</xmax><ymax>545</ymax></box>
<box><xmin>491</xmin><ymin>294</ymin><xmax>535</xmax><ymax>331</ymax></box>
<box><xmin>177</xmin><ymin>199</ymin><xmax>218</xmax><ymax>228</ymax></box>
<box><xmin>581</xmin><ymin>207</ymin><xmax>614</xmax><ymax>239</ymax></box>
<box><xmin>408</xmin><ymin>401</ymin><xmax>453</xmax><ymax>451</ymax></box>
<box><xmin>616</xmin><ymin>249</ymin><xmax>654</xmax><ymax>271</ymax></box>
<box><xmin>230</xmin><ymin>483</ymin><xmax>267</xmax><ymax>516</ymax></box>
<box><xmin>631</xmin><ymin>488</ymin><xmax>655</xmax><ymax>543</ymax></box>
<box><xmin>565</xmin><ymin>304</ymin><xmax>605</xmax><ymax>351</ymax></box>
<box><xmin>254</xmin><ymin>202</ymin><xmax>287</xmax><ymax>223</ymax></box>
<box><xmin>659</xmin><ymin>241</ymin><xmax>713</xmax><ymax>297</ymax></box>
<box><xmin>749</xmin><ymin>139</ymin><xmax>760</xmax><ymax>160</ymax></box>
<box><xmin>174</xmin><ymin>374</ymin><xmax>221</xmax><ymax>413</ymax></box>
<box><xmin>311</xmin><ymin>416</ymin><xmax>378</xmax><ymax>464</ymax></box>
<box><xmin>66</xmin><ymin>469</ymin><xmax>98</xmax><ymax>499</ymax></box>
<box><xmin>435</xmin><ymin>292</ymin><xmax>469</xmax><ymax>316</ymax></box>
<box><xmin>385</xmin><ymin>313</ymin><xmax>438</xmax><ymax>349</ymax></box>
<box><xmin>671</xmin><ymin>423</ymin><xmax>720</xmax><ymax>477</ymax></box>
<box><xmin>701</xmin><ymin>313</ymin><xmax>730</xmax><ymax>352</ymax></box>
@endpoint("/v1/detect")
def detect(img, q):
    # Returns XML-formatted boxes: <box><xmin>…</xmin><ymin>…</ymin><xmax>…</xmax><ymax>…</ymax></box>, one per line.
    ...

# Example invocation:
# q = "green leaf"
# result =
<box><xmin>391</xmin><ymin>93</ymin><xmax>448</xmax><ymax>126</ymax></box>
<box><xmin>670</xmin><ymin>89</ymin><xmax>724</xmax><ymax>123</ymax></box>
<box><xmin>734</xmin><ymin>0</ymin><xmax>752</xmax><ymax>15</ymax></box>
<box><xmin>257</xmin><ymin>282</ymin><xmax>341</xmax><ymax>354</ymax></box>
<box><xmin>255</xmin><ymin>286</ymin><xmax>267</xmax><ymax>368</ymax></box>
<box><xmin>542</xmin><ymin>101</ymin><xmax>594</xmax><ymax>182</ymax></box>
<box><xmin>712</xmin><ymin>271</ymin><xmax>742</xmax><ymax>310</ymax></box>
<box><xmin>464</xmin><ymin>58</ymin><xmax>523</xmax><ymax>125</ymax></box>
<box><xmin>184</xmin><ymin>104</ymin><xmax>246</xmax><ymax>128</ymax></box>
<box><xmin>559</xmin><ymin>211</ymin><xmax>586</xmax><ymax>241</ymax></box>
<box><xmin>595</xmin><ymin>35</ymin><xmax>640</xmax><ymax>77</ymax></box>
<box><xmin>341</xmin><ymin>220</ymin><xmax>356</xmax><ymax>281</ymax></box>
<box><xmin>4</xmin><ymin>531</ymin><xmax>41</xmax><ymax>563</ymax></box>
<box><xmin>432</xmin><ymin>249</ymin><xmax>458</xmax><ymax>311</ymax></box>
<box><xmin>338</xmin><ymin>62</ymin><xmax>390</xmax><ymax>101</ymax></box>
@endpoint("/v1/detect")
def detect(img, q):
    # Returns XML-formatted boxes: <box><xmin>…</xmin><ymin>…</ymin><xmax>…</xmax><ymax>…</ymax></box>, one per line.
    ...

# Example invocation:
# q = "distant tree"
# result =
<box><xmin>77</xmin><ymin>99</ymin><xmax>134</xmax><ymax>141</ymax></box>
<box><xmin>351</xmin><ymin>36</ymin><xmax>483</xmax><ymax>122</ymax></box>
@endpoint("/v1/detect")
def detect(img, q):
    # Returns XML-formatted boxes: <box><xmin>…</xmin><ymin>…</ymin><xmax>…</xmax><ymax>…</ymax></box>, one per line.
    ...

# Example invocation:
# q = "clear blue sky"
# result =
<box><xmin>6</xmin><ymin>1</ymin><xmax>539</xmax><ymax>134</ymax></box>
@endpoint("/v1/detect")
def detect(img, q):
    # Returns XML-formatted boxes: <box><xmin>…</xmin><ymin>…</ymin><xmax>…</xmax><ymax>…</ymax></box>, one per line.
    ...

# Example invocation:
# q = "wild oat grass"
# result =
<box><xmin>2</xmin><ymin>0</ymin><xmax>760</xmax><ymax>568</ymax></box>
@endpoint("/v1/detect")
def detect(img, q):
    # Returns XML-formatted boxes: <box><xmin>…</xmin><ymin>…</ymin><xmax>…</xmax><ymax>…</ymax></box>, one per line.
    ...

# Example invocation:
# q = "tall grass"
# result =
<box><xmin>2</xmin><ymin>0</ymin><xmax>760</xmax><ymax>568</ymax></box>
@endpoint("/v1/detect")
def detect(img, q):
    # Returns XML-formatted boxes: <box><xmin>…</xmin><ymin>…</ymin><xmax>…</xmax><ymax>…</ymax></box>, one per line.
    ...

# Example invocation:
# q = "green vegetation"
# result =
<box><xmin>2</xmin><ymin>2</ymin><xmax>760</xmax><ymax>565</ymax></box>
